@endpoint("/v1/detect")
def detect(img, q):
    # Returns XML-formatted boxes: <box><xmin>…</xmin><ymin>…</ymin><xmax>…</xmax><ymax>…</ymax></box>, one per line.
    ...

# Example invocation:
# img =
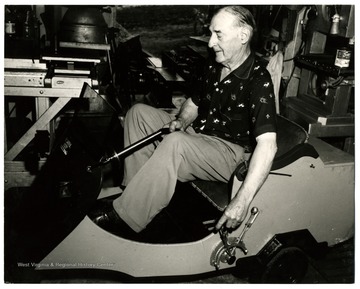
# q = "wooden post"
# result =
<box><xmin>4</xmin><ymin>97</ymin><xmax>71</xmax><ymax>161</ymax></box>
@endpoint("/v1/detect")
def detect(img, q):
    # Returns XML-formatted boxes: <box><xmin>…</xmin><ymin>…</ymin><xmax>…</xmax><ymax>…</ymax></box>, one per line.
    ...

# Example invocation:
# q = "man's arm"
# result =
<box><xmin>168</xmin><ymin>97</ymin><xmax>199</xmax><ymax>132</ymax></box>
<box><xmin>215</xmin><ymin>132</ymin><xmax>277</xmax><ymax>230</ymax></box>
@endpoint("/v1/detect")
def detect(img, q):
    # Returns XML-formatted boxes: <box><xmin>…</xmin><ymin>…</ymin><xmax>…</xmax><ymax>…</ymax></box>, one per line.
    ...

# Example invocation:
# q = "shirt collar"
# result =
<box><xmin>231</xmin><ymin>52</ymin><xmax>255</xmax><ymax>80</ymax></box>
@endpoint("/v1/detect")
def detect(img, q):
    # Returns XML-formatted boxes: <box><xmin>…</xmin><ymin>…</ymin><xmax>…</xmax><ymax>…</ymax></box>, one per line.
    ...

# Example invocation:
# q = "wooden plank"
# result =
<box><xmin>42</xmin><ymin>55</ymin><xmax>101</xmax><ymax>63</ymax></box>
<box><xmin>59</xmin><ymin>41</ymin><xmax>110</xmax><ymax>51</ymax></box>
<box><xmin>54</xmin><ymin>68</ymin><xmax>91</xmax><ymax>75</ymax></box>
<box><xmin>309</xmin><ymin>122</ymin><xmax>354</xmax><ymax>138</ymax></box>
<box><xmin>4</xmin><ymin>160</ymin><xmax>46</xmax><ymax>172</ymax></box>
<box><xmin>308</xmin><ymin>136</ymin><xmax>354</xmax><ymax>167</ymax></box>
<box><xmin>35</xmin><ymin>97</ymin><xmax>50</xmax><ymax>119</ymax></box>
<box><xmin>4</xmin><ymin>71</ymin><xmax>46</xmax><ymax>87</ymax></box>
<box><xmin>4</xmin><ymin>97</ymin><xmax>71</xmax><ymax>161</ymax></box>
<box><xmin>4</xmin><ymin>171</ymin><xmax>36</xmax><ymax>191</ymax></box>
<box><xmin>147</xmin><ymin>57</ymin><xmax>162</xmax><ymax>67</ymax></box>
<box><xmin>4</xmin><ymin>58</ymin><xmax>47</xmax><ymax>70</ymax></box>
<box><xmin>4</xmin><ymin>86</ymin><xmax>82</xmax><ymax>98</ymax></box>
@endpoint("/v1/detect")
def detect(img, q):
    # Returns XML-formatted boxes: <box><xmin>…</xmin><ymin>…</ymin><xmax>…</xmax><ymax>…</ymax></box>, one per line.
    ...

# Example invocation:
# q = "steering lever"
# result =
<box><xmin>86</xmin><ymin>127</ymin><xmax>172</xmax><ymax>173</ymax></box>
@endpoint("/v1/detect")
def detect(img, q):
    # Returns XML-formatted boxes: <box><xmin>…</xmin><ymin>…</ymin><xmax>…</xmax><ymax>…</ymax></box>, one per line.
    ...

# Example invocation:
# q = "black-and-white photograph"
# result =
<box><xmin>3</xmin><ymin>2</ymin><xmax>355</xmax><ymax>284</ymax></box>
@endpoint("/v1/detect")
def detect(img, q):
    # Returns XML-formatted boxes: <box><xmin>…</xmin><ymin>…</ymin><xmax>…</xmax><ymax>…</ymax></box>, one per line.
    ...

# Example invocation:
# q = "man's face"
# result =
<box><xmin>208</xmin><ymin>11</ymin><xmax>244</xmax><ymax>67</ymax></box>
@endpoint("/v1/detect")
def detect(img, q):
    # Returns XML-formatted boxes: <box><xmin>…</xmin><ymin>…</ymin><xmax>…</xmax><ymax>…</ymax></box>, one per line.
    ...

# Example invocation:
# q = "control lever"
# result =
<box><xmin>86</xmin><ymin>127</ymin><xmax>171</xmax><ymax>173</ymax></box>
<box><xmin>211</xmin><ymin>207</ymin><xmax>260</xmax><ymax>269</ymax></box>
<box><xmin>231</xmin><ymin>206</ymin><xmax>259</xmax><ymax>254</ymax></box>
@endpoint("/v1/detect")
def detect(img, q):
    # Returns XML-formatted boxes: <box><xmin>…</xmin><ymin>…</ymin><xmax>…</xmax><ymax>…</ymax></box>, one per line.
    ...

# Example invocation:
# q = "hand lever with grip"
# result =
<box><xmin>87</xmin><ymin>128</ymin><xmax>172</xmax><ymax>172</ymax></box>
<box><xmin>212</xmin><ymin>207</ymin><xmax>260</xmax><ymax>269</ymax></box>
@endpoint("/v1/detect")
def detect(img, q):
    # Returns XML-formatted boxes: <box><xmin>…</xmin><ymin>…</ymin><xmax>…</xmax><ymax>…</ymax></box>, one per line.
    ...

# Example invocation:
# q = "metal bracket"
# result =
<box><xmin>210</xmin><ymin>207</ymin><xmax>260</xmax><ymax>270</ymax></box>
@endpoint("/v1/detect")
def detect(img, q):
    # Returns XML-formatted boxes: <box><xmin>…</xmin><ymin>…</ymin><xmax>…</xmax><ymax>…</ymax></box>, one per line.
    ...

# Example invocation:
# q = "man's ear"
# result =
<box><xmin>239</xmin><ymin>27</ymin><xmax>251</xmax><ymax>44</ymax></box>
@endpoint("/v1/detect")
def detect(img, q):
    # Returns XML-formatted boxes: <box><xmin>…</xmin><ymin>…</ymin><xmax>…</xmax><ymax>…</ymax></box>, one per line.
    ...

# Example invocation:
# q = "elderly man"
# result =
<box><xmin>91</xmin><ymin>6</ymin><xmax>277</xmax><ymax>235</ymax></box>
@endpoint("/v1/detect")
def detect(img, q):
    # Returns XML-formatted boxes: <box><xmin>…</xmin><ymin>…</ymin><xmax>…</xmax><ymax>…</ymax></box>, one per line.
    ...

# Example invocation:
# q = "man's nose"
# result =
<box><xmin>208</xmin><ymin>34</ymin><xmax>216</xmax><ymax>48</ymax></box>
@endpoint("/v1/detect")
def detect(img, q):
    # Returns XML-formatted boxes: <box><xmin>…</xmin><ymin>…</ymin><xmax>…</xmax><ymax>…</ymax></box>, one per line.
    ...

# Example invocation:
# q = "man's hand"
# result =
<box><xmin>168</xmin><ymin>118</ymin><xmax>185</xmax><ymax>132</ymax></box>
<box><xmin>167</xmin><ymin>98</ymin><xmax>198</xmax><ymax>132</ymax></box>
<box><xmin>215</xmin><ymin>197</ymin><xmax>249</xmax><ymax>231</ymax></box>
<box><xmin>215</xmin><ymin>132</ymin><xmax>277</xmax><ymax>232</ymax></box>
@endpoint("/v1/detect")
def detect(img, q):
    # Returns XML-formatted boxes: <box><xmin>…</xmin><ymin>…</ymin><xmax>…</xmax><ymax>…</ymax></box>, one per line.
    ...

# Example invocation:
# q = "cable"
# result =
<box><xmin>283</xmin><ymin>40</ymin><xmax>305</xmax><ymax>62</ymax></box>
<box><xmin>328</xmin><ymin>76</ymin><xmax>344</xmax><ymax>88</ymax></box>
<box><xmin>283</xmin><ymin>40</ymin><xmax>305</xmax><ymax>91</ymax></box>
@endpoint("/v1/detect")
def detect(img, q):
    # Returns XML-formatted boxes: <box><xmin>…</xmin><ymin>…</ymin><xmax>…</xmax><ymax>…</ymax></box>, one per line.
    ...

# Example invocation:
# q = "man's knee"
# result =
<box><xmin>126</xmin><ymin>103</ymin><xmax>149</xmax><ymax>118</ymax></box>
<box><xmin>161</xmin><ymin>132</ymin><xmax>188</xmax><ymax>149</ymax></box>
<box><xmin>125</xmin><ymin>103</ymin><xmax>153</xmax><ymax>127</ymax></box>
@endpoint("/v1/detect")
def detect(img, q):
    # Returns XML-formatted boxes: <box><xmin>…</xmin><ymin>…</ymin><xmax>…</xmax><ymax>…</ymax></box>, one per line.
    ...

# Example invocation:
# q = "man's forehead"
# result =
<box><xmin>210</xmin><ymin>11</ymin><xmax>236</xmax><ymax>31</ymax></box>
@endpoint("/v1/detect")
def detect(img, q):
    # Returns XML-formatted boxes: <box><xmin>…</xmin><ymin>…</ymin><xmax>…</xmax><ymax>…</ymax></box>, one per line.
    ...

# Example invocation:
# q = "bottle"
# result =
<box><xmin>5</xmin><ymin>8</ymin><xmax>16</xmax><ymax>36</ymax></box>
<box><xmin>334</xmin><ymin>37</ymin><xmax>354</xmax><ymax>68</ymax></box>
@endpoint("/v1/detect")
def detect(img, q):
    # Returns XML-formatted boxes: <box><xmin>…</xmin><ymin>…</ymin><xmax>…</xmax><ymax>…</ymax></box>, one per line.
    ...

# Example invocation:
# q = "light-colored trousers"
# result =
<box><xmin>113</xmin><ymin>103</ymin><xmax>245</xmax><ymax>232</ymax></box>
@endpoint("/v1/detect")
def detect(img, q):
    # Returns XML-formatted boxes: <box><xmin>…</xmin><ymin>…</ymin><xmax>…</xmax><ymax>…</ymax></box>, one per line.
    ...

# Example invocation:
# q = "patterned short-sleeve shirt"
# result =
<box><xmin>191</xmin><ymin>53</ymin><xmax>277</xmax><ymax>152</ymax></box>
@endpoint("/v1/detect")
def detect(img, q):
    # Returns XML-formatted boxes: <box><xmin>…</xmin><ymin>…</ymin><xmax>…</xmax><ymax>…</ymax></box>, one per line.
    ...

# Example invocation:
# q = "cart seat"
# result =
<box><xmin>190</xmin><ymin>115</ymin><xmax>319</xmax><ymax>211</ymax></box>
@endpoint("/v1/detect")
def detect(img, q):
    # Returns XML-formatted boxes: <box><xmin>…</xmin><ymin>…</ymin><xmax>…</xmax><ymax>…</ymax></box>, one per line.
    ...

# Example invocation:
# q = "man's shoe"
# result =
<box><xmin>88</xmin><ymin>198</ymin><xmax>138</xmax><ymax>239</ymax></box>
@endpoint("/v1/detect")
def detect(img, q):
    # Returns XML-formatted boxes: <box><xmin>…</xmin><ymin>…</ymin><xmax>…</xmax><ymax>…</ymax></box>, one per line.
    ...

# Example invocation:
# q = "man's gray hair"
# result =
<box><xmin>217</xmin><ymin>6</ymin><xmax>256</xmax><ymax>36</ymax></box>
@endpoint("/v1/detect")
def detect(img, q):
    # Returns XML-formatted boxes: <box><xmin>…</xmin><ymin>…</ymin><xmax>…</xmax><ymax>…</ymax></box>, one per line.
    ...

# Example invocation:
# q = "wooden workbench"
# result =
<box><xmin>4</xmin><ymin>57</ymin><xmax>101</xmax><ymax>190</ymax></box>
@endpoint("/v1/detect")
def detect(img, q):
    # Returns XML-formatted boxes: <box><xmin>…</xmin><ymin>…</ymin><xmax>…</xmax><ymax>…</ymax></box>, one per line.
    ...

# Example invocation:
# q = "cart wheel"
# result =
<box><xmin>259</xmin><ymin>247</ymin><xmax>309</xmax><ymax>283</ymax></box>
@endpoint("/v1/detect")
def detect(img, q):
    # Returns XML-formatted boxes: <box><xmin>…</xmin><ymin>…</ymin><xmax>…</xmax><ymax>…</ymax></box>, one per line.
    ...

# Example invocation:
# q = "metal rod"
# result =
<box><xmin>269</xmin><ymin>172</ymin><xmax>292</xmax><ymax>177</ymax></box>
<box><xmin>87</xmin><ymin>128</ymin><xmax>170</xmax><ymax>172</ymax></box>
